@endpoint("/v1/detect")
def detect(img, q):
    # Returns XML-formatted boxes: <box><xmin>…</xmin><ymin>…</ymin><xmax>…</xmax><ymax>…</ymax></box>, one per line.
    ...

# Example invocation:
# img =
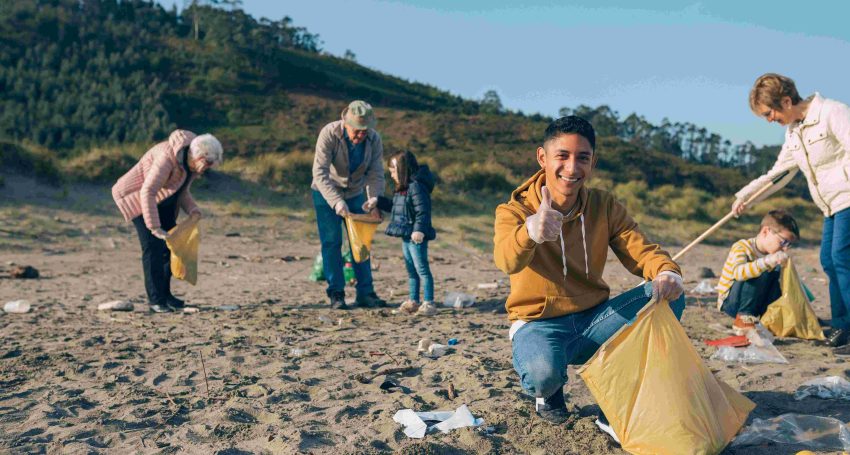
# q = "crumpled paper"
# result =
<box><xmin>392</xmin><ymin>404</ymin><xmax>484</xmax><ymax>438</ymax></box>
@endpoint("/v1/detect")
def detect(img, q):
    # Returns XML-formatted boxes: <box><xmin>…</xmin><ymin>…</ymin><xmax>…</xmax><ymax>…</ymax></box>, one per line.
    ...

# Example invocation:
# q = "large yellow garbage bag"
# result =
<box><xmin>577</xmin><ymin>300</ymin><xmax>755</xmax><ymax>455</ymax></box>
<box><xmin>166</xmin><ymin>217</ymin><xmax>199</xmax><ymax>285</ymax></box>
<box><xmin>344</xmin><ymin>214</ymin><xmax>380</xmax><ymax>263</ymax></box>
<box><xmin>760</xmin><ymin>258</ymin><xmax>825</xmax><ymax>340</ymax></box>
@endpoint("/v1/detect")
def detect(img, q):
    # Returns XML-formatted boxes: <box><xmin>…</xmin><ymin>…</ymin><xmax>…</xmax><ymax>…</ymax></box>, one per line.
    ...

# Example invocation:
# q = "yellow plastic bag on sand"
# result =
<box><xmin>577</xmin><ymin>299</ymin><xmax>755</xmax><ymax>455</ymax></box>
<box><xmin>760</xmin><ymin>258</ymin><xmax>825</xmax><ymax>340</ymax></box>
<box><xmin>166</xmin><ymin>217</ymin><xmax>199</xmax><ymax>285</ymax></box>
<box><xmin>345</xmin><ymin>214</ymin><xmax>380</xmax><ymax>263</ymax></box>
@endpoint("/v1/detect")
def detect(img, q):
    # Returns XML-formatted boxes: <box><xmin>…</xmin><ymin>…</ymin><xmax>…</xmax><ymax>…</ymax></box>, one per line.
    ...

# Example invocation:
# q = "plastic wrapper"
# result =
<box><xmin>443</xmin><ymin>292</ymin><xmax>476</xmax><ymax>308</ymax></box>
<box><xmin>577</xmin><ymin>299</ymin><xmax>755</xmax><ymax>455</ymax></box>
<box><xmin>166</xmin><ymin>216</ymin><xmax>199</xmax><ymax>285</ymax></box>
<box><xmin>760</xmin><ymin>258</ymin><xmax>825</xmax><ymax>340</ymax></box>
<box><xmin>710</xmin><ymin>324</ymin><xmax>788</xmax><ymax>364</ymax></box>
<box><xmin>344</xmin><ymin>214</ymin><xmax>380</xmax><ymax>263</ymax></box>
<box><xmin>393</xmin><ymin>404</ymin><xmax>484</xmax><ymax>439</ymax></box>
<box><xmin>731</xmin><ymin>413</ymin><xmax>850</xmax><ymax>451</ymax></box>
<box><xmin>794</xmin><ymin>376</ymin><xmax>850</xmax><ymax>401</ymax></box>
<box><xmin>691</xmin><ymin>279</ymin><xmax>716</xmax><ymax>295</ymax></box>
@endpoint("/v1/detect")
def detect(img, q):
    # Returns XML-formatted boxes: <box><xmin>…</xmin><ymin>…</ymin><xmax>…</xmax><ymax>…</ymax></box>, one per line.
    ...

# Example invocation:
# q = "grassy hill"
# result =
<box><xmin>0</xmin><ymin>0</ymin><xmax>822</xmax><ymax>248</ymax></box>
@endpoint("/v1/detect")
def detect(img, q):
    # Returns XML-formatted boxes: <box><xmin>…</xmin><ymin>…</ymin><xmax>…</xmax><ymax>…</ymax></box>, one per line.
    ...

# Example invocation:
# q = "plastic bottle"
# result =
<box><xmin>4</xmin><ymin>300</ymin><xmax>31</xmax><ymax>313</ymax></box>
<box><xmin>343</xmin><ymin>250</ymin><xmax>356</xmax><ymax>285</ymax></box>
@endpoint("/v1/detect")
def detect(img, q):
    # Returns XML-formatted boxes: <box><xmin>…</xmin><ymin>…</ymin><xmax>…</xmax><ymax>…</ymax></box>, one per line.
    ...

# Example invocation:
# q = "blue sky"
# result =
<box><xmin>207</xmin><ymin>1</ymin><xmax>850</xmax><ymax>146</ymax></box>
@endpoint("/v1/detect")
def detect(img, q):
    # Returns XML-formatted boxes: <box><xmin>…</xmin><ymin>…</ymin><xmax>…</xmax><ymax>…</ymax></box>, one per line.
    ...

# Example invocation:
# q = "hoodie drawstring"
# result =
<box><xmin>559</xmin><ymin>214</ymin><xmax>589</xmax><ymax>282</ymax></box>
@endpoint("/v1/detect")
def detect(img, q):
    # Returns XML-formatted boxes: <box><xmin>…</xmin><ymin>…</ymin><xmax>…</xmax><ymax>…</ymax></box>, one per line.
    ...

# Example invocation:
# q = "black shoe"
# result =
<box><xmin>166</xmin><ymin>296</ymin><xmax>185</xmax><ymax>309</ymax></box>
<box><xmin>355</xmin><ymin>292</ymin><xmax>387</xmax><ymax>308</ymax></box>
<box><xmin>329</xmin><ymin>291</ymin><xmax>348</xmax><ymax>310</ymax></box>
<box><xmin>826</xmin><ymin>328</ymin><xmax>849</xmax><ymax>347</ymax></box>
<box><xmin>834</xmin><ymin>344</ymin><xmax>850</xmax><ymax>356</ymax></box>
<box><xmin>535</xmin><ymin>387</ymin><xmax>569</xmax><ymax>424</ymax></box>
<box><xmin>149</xmin><ymin>303</ymin><xmax>172</xmax><ymax>313</ymax></box>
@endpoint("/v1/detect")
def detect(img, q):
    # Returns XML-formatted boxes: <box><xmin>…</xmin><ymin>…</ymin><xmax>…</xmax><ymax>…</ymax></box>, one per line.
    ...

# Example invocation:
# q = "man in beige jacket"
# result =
<box><xmin>311</xmin><ymin>100</ymin><xmax>387</xmax><ymax>309</ymax></box>
<box><xmin>733</xmin><ymin>73</ymin><xmax>850</xmax><ymax>349</ymax></box>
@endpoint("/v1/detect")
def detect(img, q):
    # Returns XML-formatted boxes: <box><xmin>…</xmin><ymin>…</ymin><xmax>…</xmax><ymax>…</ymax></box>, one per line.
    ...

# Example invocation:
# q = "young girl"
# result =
<box><xmin>376</xmin><ymin>151</ymin><xmax>437</xmax><ymax>315</ymax></box>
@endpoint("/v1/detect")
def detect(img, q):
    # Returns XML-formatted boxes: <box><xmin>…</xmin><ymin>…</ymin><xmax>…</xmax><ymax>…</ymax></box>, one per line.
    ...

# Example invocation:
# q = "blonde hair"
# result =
<box><xmin>189</xmin><ymin>134</ymin><xmax>223</xmax><ymax>165</ymax></box>
<box><xmin>749</xmin><ymin>73</ymin><xmax>803</xmax><ymax>114</ymax></box>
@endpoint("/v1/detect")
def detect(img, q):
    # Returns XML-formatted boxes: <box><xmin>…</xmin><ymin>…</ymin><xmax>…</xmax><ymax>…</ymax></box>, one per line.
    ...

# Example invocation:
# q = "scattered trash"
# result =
<box><xmin>417</xmin><ymin>338</ymin><xmax>431</xmax><ymax>353</ymax></box>
<box><xmin>705</xmin><ymin>335</ymin><xmax>750</xmax><ymax>347</ymax></box>
<box><xmin>318</xmin><ymin>315</ymin><xmax>333</xmax><ymax>324</ymax></box>
<box><xmin>447</xmin><ymin>382</ymin><xmax>457</xmax><ymax>399</ymax></box>
<box><xmin>794</xmin><ymin>376</ymin><xmax>850</xmax><ymax>401</ymax></box>
<box><xmin>10</xmin><ymin>265</ymin><xmax>39</xmax><ymax>279</ymax></box>
<box><xmin>477</xmin><ymin>282</ymin><xmax>498</xmax><ymax>289</ymax></box>
<box><xmin>447</xmin><ymin>338</ymin><xmax>458</xmax><ymax>346</ymax></box>
<box><xmin>379</xmin><ymin>379</ymin><xmax>399</xmax><ymax>391</ymax></box>
<box><xmin>280</xmin><ymin>256</ymin><xmax>302</xmax><ymax>262</ymax></box>
<box><xmin>183</xmin><ymin>307</ymin><xmax>199</xmax><ymax>314</ymax></box>
<box><xmin>731</xmin><ymin>413</ymin><xmax>850</xmax><ymax>451</ymax></box>
<box><xmin>3</xmin><ymin>300</ymin><xmax>31</xmax><ymax>314</ymax></box>
<box><xmin>710</xmin><ymin>324</ymin><xmax>788</xmax><ymax>364</ymax></box>
<box><xmin>289</xmin><ymin>348</ymin><xmax>308</xmax><ymax>357</ymax></box>
<box><xmin>427</xmin><ymin>343</ymin><xmax>449</xmax><ymax>358</ymax></box>
<box><xmin>443</xmin><ymin>292</ymin><xmax>475</xmax><ymax>309</ymax></box>
<box><xmin>308</xmin><ymin>254</ymin><xmax>324</xmax><ymax>282</ymax></box>
<box><xmin>97</xmin><ymin>300</ymin><xmax>134</xmax><ymax>311</ymax></box>
<box><xmin>698</xmin><ymin>267</ymin><xmax>716</xmax><ymax>278</ymax></box>
<box><xmin>218</xmin><ymin>305</ymin><xmax>239</xmax><ymax>311</ymax></box>
<box><xmin>691</xmin><ymin>279</ymin><xmax>715</xmax><ymax>295</ymax></box>
<box><xmin>224</xmin><ymin>232</ymin><xmax>240</xmax><ymax>237</ymax></box>
<box><xmin>392</xmin><ymin>404</ymin><xmax>485</xmax><ymax>439</ymax></box>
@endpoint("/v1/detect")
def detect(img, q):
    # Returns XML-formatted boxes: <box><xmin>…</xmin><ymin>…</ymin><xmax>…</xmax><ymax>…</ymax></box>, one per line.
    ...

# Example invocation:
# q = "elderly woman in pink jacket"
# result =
<box><xmin>112</xmin><ymin>130</ymin><xmax>223</xmax><ymax>313</ymax></box>
<box><xmin>733</xmin><ymin>73</ymin><xmax>850</xmax><ymax>350</ymax></box>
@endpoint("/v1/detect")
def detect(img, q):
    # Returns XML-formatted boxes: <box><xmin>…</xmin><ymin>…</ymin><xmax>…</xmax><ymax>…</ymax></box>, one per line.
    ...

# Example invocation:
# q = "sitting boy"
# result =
<box><xmin>716</xmin><ymin>209</ymin><xmax>799</xmax><ymax>334</ymax></box>
<box><xmin>493</xmin><ymin>116</ymin><xmax>684</xmax><ymax>431</ymax></box>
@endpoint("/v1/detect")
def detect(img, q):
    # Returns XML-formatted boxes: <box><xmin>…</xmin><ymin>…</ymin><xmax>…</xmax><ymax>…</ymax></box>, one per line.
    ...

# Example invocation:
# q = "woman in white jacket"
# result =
<box><xmin>733</xmin><ymin>73</ymin><xmax>850</xmax><ymax>349</ymax></box>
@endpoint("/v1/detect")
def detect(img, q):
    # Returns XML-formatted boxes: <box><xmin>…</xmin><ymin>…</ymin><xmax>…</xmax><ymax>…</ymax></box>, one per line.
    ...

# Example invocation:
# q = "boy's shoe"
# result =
<box><xmin>329</xmin><ymin>291</ymin><xmax>348</xmax><ymax>310</ymax></box>
<box><xmin>535</xmin><ymin>387</ymin><xmax>569</xmax><ymax>424</ymax></box>
<box><xmin>399</xmin><ymin>300</ymin><xmax>420</xmax><ymax>314</ymax></box>
<box><xmin>416</xmin><ymin>301</ymin><xmax>438</xmax><ymax>316</ymax></box>
<box><xmin>355</xmin><ymin>292</ymin><xmax>387</xmax><ymax>308</ymax></box>
<box><xmin>732</xmin><ymin>314</ymin><xmax>758</xmax><ymax>336</ymax></box>
<box><xmin>595</xmin><ymin>413</ymin><xmax>621</xmax><ymax>444</ymax></box>
<box><xmin>834</xmin><ymin>343</ymin><xmax>850</xmax><ymax>356</ymax></box>
<box><xmin>825</xmin><ymin>328</ymin><xmax>849</xmax><ymax>347</ymax></box>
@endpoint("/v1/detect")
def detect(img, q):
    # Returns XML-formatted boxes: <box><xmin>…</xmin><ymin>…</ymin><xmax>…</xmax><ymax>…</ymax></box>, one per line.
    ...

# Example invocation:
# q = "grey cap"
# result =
<box><xmin>341</xmin><ymin>100</ymin><xmax>377</xmax><ymax>129</ymax></box>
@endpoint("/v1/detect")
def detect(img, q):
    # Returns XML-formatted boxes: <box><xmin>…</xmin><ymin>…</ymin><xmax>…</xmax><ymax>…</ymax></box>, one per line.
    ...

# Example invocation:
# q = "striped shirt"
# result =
<box><xmin>716</xmin><ymin>238</ymin><xmax>773</xmax><ymax>309</ymax></box>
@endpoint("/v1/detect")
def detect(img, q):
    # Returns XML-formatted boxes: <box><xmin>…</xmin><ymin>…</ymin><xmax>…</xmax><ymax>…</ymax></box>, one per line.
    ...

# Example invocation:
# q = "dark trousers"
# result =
<box><xmin>132</xmin><ymin>193</ymin><xmax>179</xmax><ymax>306</ymax></box>
<box><xmin>720</xmin><ymin>268</ymin><xmax>781</xmax><ymax>318</ymax></box>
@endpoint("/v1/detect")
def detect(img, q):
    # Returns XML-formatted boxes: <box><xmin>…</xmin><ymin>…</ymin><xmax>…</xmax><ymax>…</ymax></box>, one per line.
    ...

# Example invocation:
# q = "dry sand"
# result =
<box><xmin>2</xmin><ymin>178</ymin><xmax>849</xmax><ymax>454</ymax></box>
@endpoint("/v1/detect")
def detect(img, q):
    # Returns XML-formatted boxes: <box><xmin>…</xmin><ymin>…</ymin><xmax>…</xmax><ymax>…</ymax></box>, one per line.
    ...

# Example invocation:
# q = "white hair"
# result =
<box><xmin>189</xmin><ymin>134</ymin><xmax>223</xmax><ymax>165</ymax></box>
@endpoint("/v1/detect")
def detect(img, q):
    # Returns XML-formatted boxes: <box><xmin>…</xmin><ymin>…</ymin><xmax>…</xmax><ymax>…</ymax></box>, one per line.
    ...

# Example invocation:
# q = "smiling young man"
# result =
<box><xmin>493</xmin><ymin>116</ymin><xmax>685</xmax><ymax>432</ymax></box>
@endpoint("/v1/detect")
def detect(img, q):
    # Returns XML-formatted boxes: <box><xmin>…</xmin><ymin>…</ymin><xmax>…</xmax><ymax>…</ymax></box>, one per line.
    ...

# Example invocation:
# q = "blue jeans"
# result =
<box><xmin>402</xmin><ymin>239</ymin><xmax>434</xmax><ymax>302</ymax></box>
<box><xmin>312</xmin><ymin>190</ymin><xmax>374</xmax><ymax>297</ymax></box>
<box><xmin>511</xmin><ymin>283</ymin><xmax>685</xmax><ymax>399</ymax></box>
<box><xmin>821</xmin><ymin>208</ymin><xmax>850</xmax><ymax>330</ymax></box>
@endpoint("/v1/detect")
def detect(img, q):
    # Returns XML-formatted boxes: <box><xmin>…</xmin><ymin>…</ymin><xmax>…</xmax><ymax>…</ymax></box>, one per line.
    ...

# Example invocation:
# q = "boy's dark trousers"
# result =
<box><xmin>132</xmin><ymin>192</ymin><xmax>180</xmax><ymax>306</ymax></box>
<box><xmin>720</xmin><ymin>268</ymin><xmax>781</xmax><ymax>318</ymax></box>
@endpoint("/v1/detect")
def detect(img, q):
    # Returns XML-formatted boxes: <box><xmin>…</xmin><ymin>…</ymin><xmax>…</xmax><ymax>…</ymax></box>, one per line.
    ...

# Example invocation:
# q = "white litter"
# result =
<box><xmin>97</xmin><ymin>300</ymin><xmax>134</xmax><ymax>311</ymax></box>
<box><xmin>443</xmin><ymin>292</ymin><xmax>475</xmax><ymax>309</ymax></box>
<box><xmin>3</xmin><ymin>300</ymin><xmax>31</xmax><ymax>314</ymax></box>
<box><xmin>691</xmin><ymin>279</ymin><xmax>715</xmax><ymax>295</ymax></box>
<box><xmin>393</xmin><ymin>404</ymin><xmax>484</xmax><ymax>439</ymax></box>
<box><xmin>794</xmin><ymin>376</ymin><xmax>850</xmax><ymax>401</ymax></box>
<box><xmin>710</xmin><ymin>324</ymin><xmax>787</xmax><ymax>364</ymax></box>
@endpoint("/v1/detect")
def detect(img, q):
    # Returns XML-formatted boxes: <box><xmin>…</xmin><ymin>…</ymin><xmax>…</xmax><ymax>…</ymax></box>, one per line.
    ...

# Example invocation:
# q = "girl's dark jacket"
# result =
<box><xmin>377</xmin><ymin>165</ymin><xmax>437</xmax><ymax>240</ymax></box>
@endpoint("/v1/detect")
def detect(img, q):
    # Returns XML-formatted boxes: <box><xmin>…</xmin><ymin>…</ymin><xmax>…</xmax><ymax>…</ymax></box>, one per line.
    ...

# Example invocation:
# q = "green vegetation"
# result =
<box><xmin>0</xmin><ymin>1</ymin><xmax>822</xmax><ymax>247</ymax></box>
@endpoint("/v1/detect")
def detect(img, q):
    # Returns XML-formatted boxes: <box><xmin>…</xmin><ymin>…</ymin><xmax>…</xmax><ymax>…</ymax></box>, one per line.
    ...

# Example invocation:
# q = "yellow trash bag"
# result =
<box><xmin>344</xmin><ymin>213</ymin><xmax>380</xmax><ymax>263</ymax></box>
<box><xmin>166</xmin><ymin>217</ymin><xmax>199</xmax><ymax>285</ymax></box>
<box><xmin>577</xmin><ymin>299</ymin><xmax>755</xmax><ymax>455</ymax></box>
<box><xmin>760</xmin><ymin>258</ymin><xmax>825</xmax><ymax>340</ymax></box>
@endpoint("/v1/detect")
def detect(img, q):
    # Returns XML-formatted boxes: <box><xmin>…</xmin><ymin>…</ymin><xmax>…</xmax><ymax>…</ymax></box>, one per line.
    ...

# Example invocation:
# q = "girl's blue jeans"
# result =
<box><xmin>402</xmin><ymin>239</ymin><xmax>434</xmax><ymax>302</ymax></box>
<box><xmin>511</xmin><ymin>283</ymin><xmax>685</xmax><ymax>399</ymax></box>
<box><xmin>821</xmin><ymin>208</ymin><xmax>850</xmax><ymax>330</ymax></box>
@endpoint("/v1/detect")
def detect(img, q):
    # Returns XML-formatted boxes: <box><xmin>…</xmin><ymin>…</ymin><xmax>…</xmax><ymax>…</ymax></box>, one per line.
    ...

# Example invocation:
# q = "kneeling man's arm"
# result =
<box><xmin>607</xmin><ymin>198</ymin><xmax>681</xmax><ymax>281</ymax></box>
<box><xmin>493</xmin><ymin>204</ymin><xmax>538</xmax><ymax>274</ymax></box>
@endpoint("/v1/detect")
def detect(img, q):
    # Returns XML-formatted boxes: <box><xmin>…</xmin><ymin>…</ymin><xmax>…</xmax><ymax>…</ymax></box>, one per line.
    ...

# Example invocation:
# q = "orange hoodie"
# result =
<box><xmin>494</xmin><ymin>170</ymin><xmax>681</xmax><ymax>322</ymax></box>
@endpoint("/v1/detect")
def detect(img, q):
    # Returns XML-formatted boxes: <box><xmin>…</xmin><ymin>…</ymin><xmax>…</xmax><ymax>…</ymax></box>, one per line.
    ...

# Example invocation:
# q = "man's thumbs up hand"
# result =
<box><xmin>526</xmin><ymin>186</ymin><xmax>563</xmax><ymax>244</ymax></box>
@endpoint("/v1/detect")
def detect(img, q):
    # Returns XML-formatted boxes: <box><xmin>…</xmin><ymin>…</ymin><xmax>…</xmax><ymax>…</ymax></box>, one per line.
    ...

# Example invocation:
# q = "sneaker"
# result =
<box><xmin>535</xmin><ymin>386</ymin><xmax>569</xmax><ymax>424</ymax></box>
<box><xmin>732</xmin><ymin>314</ymin><xmax>758</xmax><ymax>336</ymax></box>
<box><xmin>416</xmin><ymin>301</ymin><xmax>438</xmax><ymax>316</ymax></box>
<box><xmin>355</xmin><ymin>292</ymin><xmax>387</xmax><ymax>308</ymax></box>
<box><xmin>825</xmin><ymin>328</ymin><xmax>849</xmax><ymax>347</ymax></box>
<box><xmin>834</xmin><ymin>344</ymin><xmax>850</xmax><ymax>356</ymax></box>
<box><xmin>595</xmin><ymin>413</ymin><xmax>621</xmax><ymax>444</ymax></box>
<box><xmin>329</xmin><ymin>291</ymin><xmax>348</xmax><ymax>310</ymax></box>
<box><xmin>149</xmin><ymin>303</ymin><xmax>172</xmax><ymax>313</ymax></box>
<box><xmin>399</xmin><ymin>300</ymin><xmax>420</xmax><ymax>314</ymax></box>
<box><xmin>166</xmin><ymin>296</ymin><xmax>185</xmax><ymax>310</ymax></box>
